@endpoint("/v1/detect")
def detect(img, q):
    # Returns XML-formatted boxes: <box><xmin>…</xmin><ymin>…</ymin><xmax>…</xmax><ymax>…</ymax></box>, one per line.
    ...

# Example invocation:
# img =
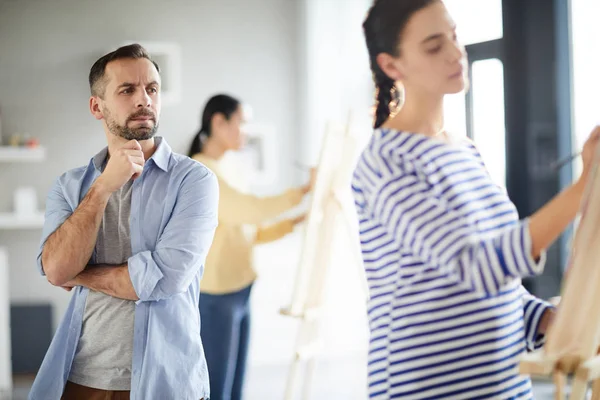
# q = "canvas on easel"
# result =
<box><xmin>520</xmin><ymin>141</ymin><xmax>600</xmax><ymax>400</ymax></box>
<box><xmin>279</xmin><ymin>113</ymin><xmax>367</xmax><ymax>400</ymax></box>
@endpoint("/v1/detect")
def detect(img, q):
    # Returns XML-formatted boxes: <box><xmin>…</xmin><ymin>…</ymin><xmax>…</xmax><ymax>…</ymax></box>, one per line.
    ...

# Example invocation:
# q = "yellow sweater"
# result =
<box><xmin>193</xmin><ymin>153</ymin><xmax>304</xmax><ymax>294</ymax></box>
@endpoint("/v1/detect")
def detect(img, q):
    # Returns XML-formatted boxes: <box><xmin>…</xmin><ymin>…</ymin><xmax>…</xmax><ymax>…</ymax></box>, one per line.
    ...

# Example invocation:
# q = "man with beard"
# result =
<box><xmin>28</xmin><ymin>44</ymin><xmax>217</xmax><ymax>400</ymax></box>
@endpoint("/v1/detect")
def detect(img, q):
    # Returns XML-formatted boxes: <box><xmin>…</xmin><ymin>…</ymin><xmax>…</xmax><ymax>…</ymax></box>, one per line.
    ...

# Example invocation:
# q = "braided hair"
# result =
<box><xmin>363</xmin><ymin>0</ymin><xmax>439</xmax><ymax>128</ymax></box>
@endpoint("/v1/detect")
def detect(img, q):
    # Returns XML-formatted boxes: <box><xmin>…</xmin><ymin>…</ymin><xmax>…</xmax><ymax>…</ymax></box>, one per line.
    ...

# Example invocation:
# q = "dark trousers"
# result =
<box><xmin>200</xmin><ymin>284</ymin><xmax>253</xmax><ymax>400</ymax></box>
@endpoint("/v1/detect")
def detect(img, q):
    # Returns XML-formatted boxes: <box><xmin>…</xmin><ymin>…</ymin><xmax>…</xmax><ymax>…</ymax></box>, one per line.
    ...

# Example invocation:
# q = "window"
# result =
<box><xmin>471</xmin><ymin>59</ymin><xmax>506</xmax><ymax>187</ymax></box>
<box><xmin>571</xmin><ymin>0</ymin><xmax>600</xmax><ymax>177</ymax></box>
<box><xmin>443</xmin><ymin>0</ymin><xmax>503</xmax><ymax>45</ymax></box>
<box><xmin>442</xmin><ymin>0</ymin><xmax>505</xmax><ymax>186</ymax></box>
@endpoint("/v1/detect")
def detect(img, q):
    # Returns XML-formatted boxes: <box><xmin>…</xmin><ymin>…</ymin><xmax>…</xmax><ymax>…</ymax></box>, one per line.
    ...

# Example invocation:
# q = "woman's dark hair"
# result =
<box><xmin>363</xmin><ymin>0</ymin><xmax>439</xmax><ymax>129</ymax></box>
<box><xmin>188</xmin><ymin>94</ymin><xmax>241</xmax><ymax>157</ymax></box>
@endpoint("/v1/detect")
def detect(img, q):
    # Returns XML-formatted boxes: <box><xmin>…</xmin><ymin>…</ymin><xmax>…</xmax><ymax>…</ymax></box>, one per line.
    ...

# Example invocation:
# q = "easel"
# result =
<box><xmin>279</xmin><ymin>114</ymin><xmax>367</xmax><ymax>400</ymax></box>
<box><xmin>520</xmin><ymin>142</ymin><xmax>600</xmax><ymax>400</ymax></box>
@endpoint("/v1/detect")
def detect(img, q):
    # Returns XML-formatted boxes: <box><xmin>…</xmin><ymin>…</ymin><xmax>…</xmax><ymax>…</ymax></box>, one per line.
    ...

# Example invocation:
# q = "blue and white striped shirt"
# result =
<box><xmin>351</xmin><ymin>129</ymin><xmax>553</xmax><ymax>400</ymax></box>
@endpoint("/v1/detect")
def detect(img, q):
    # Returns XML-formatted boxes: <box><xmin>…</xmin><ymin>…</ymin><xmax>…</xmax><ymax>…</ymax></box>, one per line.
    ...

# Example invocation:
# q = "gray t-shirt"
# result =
<box><xmin>68</xmin><ymin>179</ymin><xmax>135</xmax><ymax>390</ymax></box>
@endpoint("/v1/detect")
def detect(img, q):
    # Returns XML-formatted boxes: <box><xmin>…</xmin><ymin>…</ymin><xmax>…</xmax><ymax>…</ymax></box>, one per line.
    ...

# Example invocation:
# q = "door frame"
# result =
<box><xmin>464</xmin><ymin>39</ymin><xmax>504</xmax><ymax>140</ymax></box>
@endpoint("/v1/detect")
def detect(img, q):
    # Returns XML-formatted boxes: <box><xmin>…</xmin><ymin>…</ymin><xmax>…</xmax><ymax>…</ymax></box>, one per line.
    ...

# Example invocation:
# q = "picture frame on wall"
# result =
<box><xmin>119</xmin><ymin>41</ymin><xmax>182</xmax><ymax>106</ymax></box>
<box><xmin>235</xmin><ymin>123</ymin><xmax>279</xmax><ymax>187</ymax></box>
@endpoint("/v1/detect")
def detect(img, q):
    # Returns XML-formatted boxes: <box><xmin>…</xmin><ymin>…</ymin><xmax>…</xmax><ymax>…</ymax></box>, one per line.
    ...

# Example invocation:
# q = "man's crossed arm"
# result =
<box><xmin>40</xmin><ymin>165</ymin><xmax>219</xmax><ymax>303</ymax></box>
<box><xmin>62</xmin><ymin>264</ymin><xmax>138</xmax><ymax>301</ymax></box>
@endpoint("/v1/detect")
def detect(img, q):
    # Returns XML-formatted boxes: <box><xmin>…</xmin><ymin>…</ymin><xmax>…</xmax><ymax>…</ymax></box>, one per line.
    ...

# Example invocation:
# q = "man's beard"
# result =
<box><xmin>104</xmin><ymin>108</ymin><xmax>159</xmax><ymax>141</ymax></box>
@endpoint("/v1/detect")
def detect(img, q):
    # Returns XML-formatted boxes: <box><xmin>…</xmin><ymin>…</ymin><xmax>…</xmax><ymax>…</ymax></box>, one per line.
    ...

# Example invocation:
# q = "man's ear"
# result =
<box><xmin>90</xmin><ymin>96</ymin><xmax>103</xmax><ymax>121</ymax></box>
<box><xmin>376</xmin><ymin>53</ymin><xmax>404</xmax><ymax>82</ymax></box>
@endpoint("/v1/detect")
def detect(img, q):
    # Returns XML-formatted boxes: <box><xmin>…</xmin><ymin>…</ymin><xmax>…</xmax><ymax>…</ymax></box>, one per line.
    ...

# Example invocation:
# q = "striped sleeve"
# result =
<box><xmin>371</xmin><ymin>168</ymin><xmax>546</xmax><ymax>296</ymax></box>
<box><xmin>520</xmin><ymin>286</ymin><xmax>555</xmax><ymax>351</ymax></box>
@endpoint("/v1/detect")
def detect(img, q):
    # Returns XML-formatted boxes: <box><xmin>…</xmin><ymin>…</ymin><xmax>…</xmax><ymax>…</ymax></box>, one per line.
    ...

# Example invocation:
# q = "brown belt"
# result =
<box><xmin>60</xmin><ymin>381</ymin><xmax>206</xmax><ymax>400</ymax></box>
<box><xmin>61</xmin><ymin>381</ymin><xmax>130</xmax><ymax>400</ymax></box>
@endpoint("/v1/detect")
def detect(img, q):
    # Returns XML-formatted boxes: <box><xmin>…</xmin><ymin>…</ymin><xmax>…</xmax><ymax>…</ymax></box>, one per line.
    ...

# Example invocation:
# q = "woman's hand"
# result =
<box><xmin>537</xmin><ymin>307</ymin><xmax>556</xmax><ymax>335</ymax></box>
<box><xmin>301</xmin><ymin>167</ymin><xmax>317</xmax><ymax>195</ymax></box>
<box><xmin>537</xmin><ymin>297</ymin><xmax>560</xmax><ymax>335</ymax></box>
<box><xmin>576</xmin><ymin>125</ymin><xmax>600</xmax><ymax>190</ymax></box>
<box><xmin>292</xmin><ymin>214</ymin><xmax>307</xmax><ymax>225</ymax></box>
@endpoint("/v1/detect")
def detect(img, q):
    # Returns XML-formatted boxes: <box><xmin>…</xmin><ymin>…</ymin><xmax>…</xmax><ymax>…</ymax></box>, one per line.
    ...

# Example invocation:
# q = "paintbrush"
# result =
<box><xmin>550</xmin><ymin>151</ymin><xmax>582</xmax><ymax>171</ymax></box>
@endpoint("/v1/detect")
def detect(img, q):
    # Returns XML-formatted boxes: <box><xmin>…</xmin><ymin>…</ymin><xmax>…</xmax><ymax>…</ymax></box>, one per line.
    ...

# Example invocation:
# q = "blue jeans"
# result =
<box><xmin>200</xmin><ymin>284</ymin><xmax>253</xmax><ymax>400</ymax></box>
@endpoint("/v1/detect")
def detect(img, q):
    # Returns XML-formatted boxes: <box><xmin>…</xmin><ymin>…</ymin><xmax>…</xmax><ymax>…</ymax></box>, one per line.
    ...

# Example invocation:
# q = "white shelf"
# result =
<box><xmin>0</xmin><ymin>212</ymin><xmax>45</xmax><ymax>229</ymax></box>
<box><xmin>0</xmin><ymin>146</ymin><xmax>46</xmax><ymax>162</ymax></box>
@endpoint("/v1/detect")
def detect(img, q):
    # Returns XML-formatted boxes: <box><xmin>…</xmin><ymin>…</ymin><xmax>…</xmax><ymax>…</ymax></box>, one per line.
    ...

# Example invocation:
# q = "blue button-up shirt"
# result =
<box><xmin>28</xmin><ymin>137</ymin><xmax>218</xmax><ymax>400</ymax></box>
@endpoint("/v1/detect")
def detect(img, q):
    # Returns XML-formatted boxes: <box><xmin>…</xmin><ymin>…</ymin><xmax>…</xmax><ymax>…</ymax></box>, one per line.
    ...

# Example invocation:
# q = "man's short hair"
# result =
<box><xmin>89</xmin><ymin>43</ymin><xmax>160</xmax><ymax>98</ymax></box>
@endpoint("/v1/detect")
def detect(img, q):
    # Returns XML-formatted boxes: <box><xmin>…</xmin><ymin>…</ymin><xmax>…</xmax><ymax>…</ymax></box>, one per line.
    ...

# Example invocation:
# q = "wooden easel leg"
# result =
<box><xmin>589</xmin><ymin>378</ymin><xmax>600</xmax><ymax>400</ymax></box>
<box><xmin>570</xmin><ymin>378</ymin><xmax>590</xmax><ymax>400</ymax></box>
<box><xmin>302</xmin><ymin>357</ymin><xmax>317</xmax><ymax>400</ymax></box>
<box><xmin>553</xmin><ymin>371</ymin><xmax>567</xmax><ymax>400</ymax></box>
<box><xmin>284</xmin><ymin>356</ymin><xmax>301</xmax><ymax>400</ymax></box>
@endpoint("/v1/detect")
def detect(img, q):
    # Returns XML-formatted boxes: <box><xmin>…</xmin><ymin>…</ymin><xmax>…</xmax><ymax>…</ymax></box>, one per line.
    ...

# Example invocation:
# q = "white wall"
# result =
<box><xmin>296</xmin><ymin>0</ymin><xmax>374</xmax><ymax>166</ymax></box>
<box><xmin>0</xmin><ymin>0</ymin><xmax>299</xmax><ymax>330</ymax></box>
<box><xmin>248</xmin><ymin>0</ymin><xmax>373</xmax><ymax>370</ymax></box>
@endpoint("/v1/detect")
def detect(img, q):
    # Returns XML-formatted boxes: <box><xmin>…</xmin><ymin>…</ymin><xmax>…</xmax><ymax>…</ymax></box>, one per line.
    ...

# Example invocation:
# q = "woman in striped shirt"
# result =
<box><xmin>352</xmin><ymin>0</ymin><xmax>600</xmax><ymax>398</ymax></box>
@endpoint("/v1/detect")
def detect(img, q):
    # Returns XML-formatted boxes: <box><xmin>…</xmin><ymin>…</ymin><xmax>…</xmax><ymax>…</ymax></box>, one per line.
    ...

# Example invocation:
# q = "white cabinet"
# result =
<box><xmin>0</xmin><ymin>248</ymin><xmax>12</xmax><ymax>396</ymax></box>
<box><xmin>0</xmin><ymin>146</ymin><xmax>47</xmax><ymax>395</ymax></box>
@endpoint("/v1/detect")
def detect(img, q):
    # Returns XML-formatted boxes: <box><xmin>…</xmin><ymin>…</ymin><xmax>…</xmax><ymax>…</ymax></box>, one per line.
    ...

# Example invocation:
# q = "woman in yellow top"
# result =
<box><xmin>189</xmin><ymin>94</ymin><xmax>312</xmax><ymax>400</ymax></box>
